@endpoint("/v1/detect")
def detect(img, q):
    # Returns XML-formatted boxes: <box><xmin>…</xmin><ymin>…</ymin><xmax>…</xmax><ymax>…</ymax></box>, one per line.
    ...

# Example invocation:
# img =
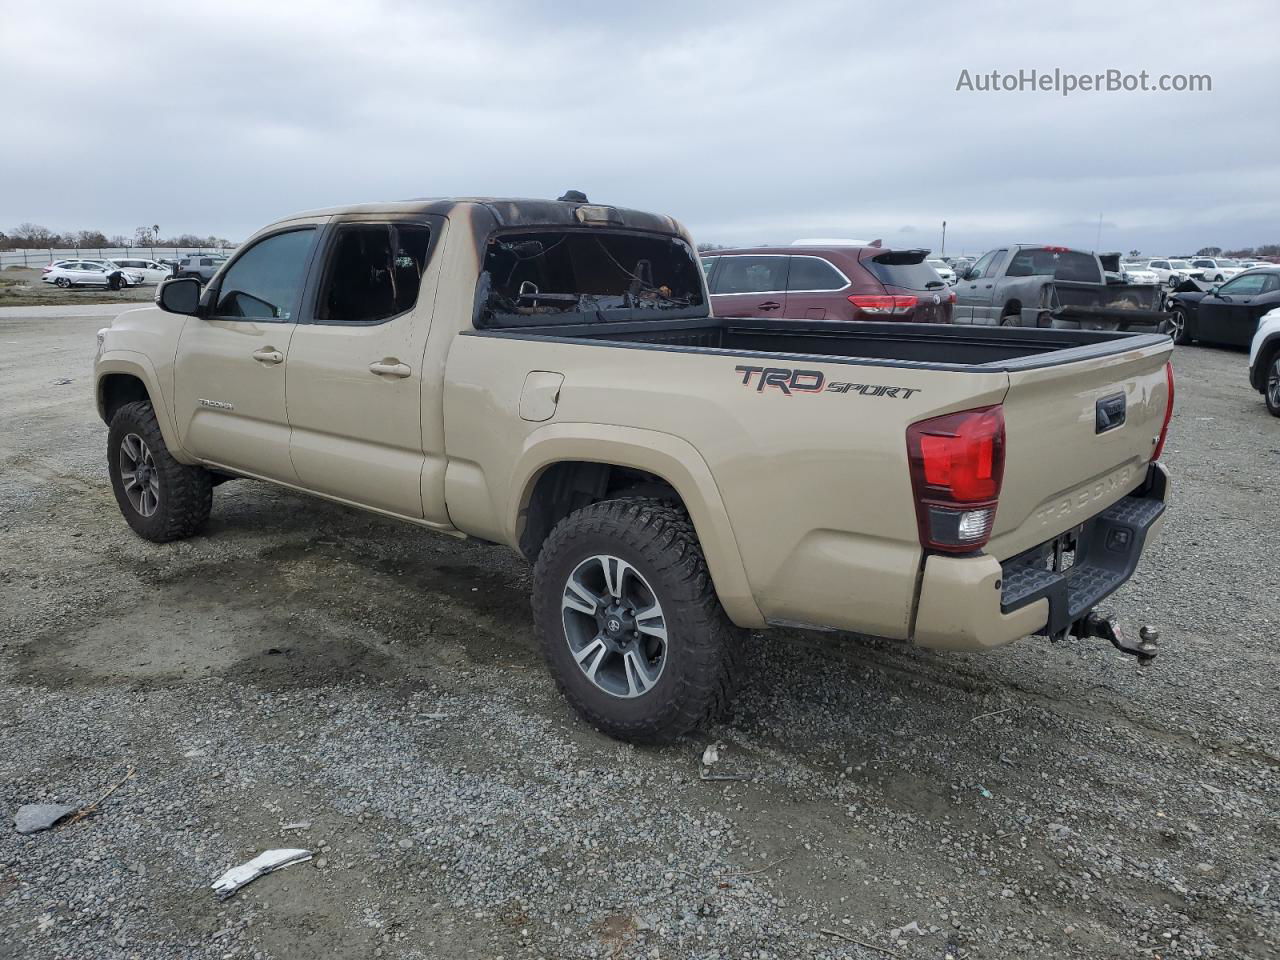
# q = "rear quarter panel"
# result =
<box><xmin>442</xmin><ymin>336</ymin><xmax>1009</xmax><ymax>639</ymax></box>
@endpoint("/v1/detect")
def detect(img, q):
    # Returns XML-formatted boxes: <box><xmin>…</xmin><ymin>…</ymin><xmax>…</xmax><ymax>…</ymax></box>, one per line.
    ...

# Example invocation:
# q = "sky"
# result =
<box><xmin>2</xmin><ymin>0</ymin><xmax>1277</xmax><ymax>257</ymax></box>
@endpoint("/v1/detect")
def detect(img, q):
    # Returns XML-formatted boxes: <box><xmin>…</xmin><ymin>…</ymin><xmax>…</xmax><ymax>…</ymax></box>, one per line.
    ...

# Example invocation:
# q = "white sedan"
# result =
<box><xmin>41</xmin><ymin>260</ymin><xmax>142</xmax><ymax>289</ymax></box>
<box><xmin>926</xmin><ymin>258</ymin><xmax>956</xmax><ymax>284</ymax></box>
<box><xmin>107</xmin><ymin>257</ymin><xmax>174</xmax><ymax>284</ymax></box>
<box><xmin>1121</xmin><ymin>262</ymin><xmax>1161</xmax><ymax>284</ymax></box>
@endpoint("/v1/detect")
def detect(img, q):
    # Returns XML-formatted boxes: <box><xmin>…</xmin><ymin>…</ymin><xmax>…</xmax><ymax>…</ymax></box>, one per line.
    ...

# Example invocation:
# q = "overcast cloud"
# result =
<box><xmin>2</xmin><ymin>0</ymin><xmax>1277</xmax><ymax>256</ymax></box>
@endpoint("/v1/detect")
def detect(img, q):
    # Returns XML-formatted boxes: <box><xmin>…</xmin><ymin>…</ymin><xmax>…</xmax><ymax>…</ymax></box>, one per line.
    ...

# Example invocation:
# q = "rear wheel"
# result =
<box><xmin>107</xmin><ymin>401</ymin><xmax>212</xmax><ymax>542</ymax></box>
<box><xmin>1266</xmin><ymin>353</ymin><xmax>1280</xmax><ymax>418</ymax></box>
<box><xmin>532</xmin><ymin>498</ymin><xmax>742</xmax><ymax>744</ymax></box>
<box><xmin>55</xmin><ymin>277</ymin><xmax>70</xmax><ymax>288</ymax></box>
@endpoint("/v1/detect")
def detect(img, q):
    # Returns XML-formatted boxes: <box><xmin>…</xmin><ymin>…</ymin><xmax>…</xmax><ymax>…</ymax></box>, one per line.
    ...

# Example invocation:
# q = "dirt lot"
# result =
<box><xmin>0</xmin><ymin>267</ymin><xmax>155</xmax><ymax>308</ymax></box>
<box><xmin>1</xmin><ymin>306</ymin><xmax>1277</xmax><ymax>960</ymax></box>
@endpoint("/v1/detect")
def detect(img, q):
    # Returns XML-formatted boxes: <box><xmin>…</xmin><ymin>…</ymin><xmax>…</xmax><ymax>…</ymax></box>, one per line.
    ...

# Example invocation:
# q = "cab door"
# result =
<box><xmin>967</xmin><ymin>248</ymin><xmax>1006</xmax><ymax>323</ymax></box>
<box><xmin>953</xmin><ymin>249</ymin><xmax>997</xmax><ymax>323</ymax></box>
<box><xmin>173</xmin><ymin>224</ymin><xmax>323</xmax><ymax>481</ymax></box>
<box><xmin>709</xmin><ymin>255</ymin><xmax>788</xmax><ymax>318</ymax></box>
<box><xmin>284</xmin><ymin>216</ymin><xmax>448</xmax><ymax>524</ymax></box>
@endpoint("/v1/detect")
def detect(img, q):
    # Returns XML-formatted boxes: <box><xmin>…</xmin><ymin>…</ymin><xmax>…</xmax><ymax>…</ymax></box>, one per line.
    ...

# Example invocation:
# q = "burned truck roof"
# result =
<box><xmin>284</xmin><ymin>196</ymin><xmax>685</xmax><ymax>236</ymax></box>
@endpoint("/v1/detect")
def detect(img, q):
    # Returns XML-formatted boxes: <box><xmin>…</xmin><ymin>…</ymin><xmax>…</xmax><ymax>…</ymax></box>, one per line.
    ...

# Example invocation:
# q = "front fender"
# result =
<box><xmin>509</xmin><ymin>423</ymin><xmax>765</xmax><ymax>628</ymax></box>
<box><xmin>95</xmin><ymin>351</ymin><xmax>193</xmax><ymax>463</ymax></box>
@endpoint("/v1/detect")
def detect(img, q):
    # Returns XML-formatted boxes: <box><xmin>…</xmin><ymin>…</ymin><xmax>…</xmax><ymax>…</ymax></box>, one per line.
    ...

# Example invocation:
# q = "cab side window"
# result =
<box><xmin>316</xmin><ymin>223</ymin><xmax>433</xmax><ymax>325</ymax></box>
<box><xmin>213</xmin><ymin>229</ymin><xmax>316</xmax><ymax>321</ymax></box>
<box><xmin>966</xmin><ymin>251</ymin><xmax>996</xmax><ymax>278</ymax></box>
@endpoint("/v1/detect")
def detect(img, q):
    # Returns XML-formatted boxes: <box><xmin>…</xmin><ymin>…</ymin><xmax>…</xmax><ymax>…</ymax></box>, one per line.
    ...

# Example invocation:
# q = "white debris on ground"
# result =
<box><xmin>211</xmin><ymin>849</ymin><xmax>313</xmax><ymax>899</ymax></box>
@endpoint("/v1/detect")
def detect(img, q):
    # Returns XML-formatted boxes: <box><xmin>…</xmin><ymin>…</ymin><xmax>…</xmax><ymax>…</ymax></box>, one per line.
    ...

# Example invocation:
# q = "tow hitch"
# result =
<box><xmin>1073</xmin><ymin>612</ymin><xmax>1160</xmax><ymax>663</ymax></box>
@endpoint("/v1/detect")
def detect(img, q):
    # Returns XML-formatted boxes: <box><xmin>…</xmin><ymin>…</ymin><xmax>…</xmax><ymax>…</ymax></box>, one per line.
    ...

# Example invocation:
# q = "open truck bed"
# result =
<box><xmin>471</xmin><ymin>315</ymin><xmax>1170</xmax><ymax>369</ymax></box>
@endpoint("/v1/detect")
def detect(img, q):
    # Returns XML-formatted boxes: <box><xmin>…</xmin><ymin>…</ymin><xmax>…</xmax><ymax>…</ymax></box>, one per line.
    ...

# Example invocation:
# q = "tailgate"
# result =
<box><xmin>986</xmin><ymin>338</ymin><xmax>1172</xmax><ymax>559</ymax></box>
<box><xmin>1051</xmin><ymin>281</ymin><xmax>1169</xmax><ymax>328</ymax></box>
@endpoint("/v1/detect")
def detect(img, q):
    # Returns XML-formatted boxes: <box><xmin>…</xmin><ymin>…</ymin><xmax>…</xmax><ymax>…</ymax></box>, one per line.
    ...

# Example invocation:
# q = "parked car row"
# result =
<box><xmin>39</xmin><ymin>253</ymin><xmax>231</xmax><ymax>290</ymax></box>
<box><xmin>41</xmin><ymin>259</ymin><xmax>146</xmax><ymax>289</ymax></box>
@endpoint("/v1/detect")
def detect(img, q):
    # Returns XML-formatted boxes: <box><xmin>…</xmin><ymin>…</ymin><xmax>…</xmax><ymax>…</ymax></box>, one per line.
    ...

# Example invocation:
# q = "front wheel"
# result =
<box><xmin>1169</xmin><ymin>307</ymin><xmax>1192</xmax><ymax>345</ymax></box>
<box><xmin>107</xmin><ymin>401</ymin><xmax>213</xmax><ymax>542</ymax></box>
<box><xmin>532</xmin><ymin>499</ymin><xmax>742</xmax><ymax>744</ymax></box>
<box><xmin>1266</xmin><ymin>353</ymin><xmax>1280</xmax><ymax>418</ymax></box>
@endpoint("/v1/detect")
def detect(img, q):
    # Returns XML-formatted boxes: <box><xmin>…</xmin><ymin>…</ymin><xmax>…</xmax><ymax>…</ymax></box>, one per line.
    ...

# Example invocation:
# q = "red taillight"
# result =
<box><xmin>906</xmin><ymin>406</ymin><xmax>1006</xmax><ymax>553</ymax></box>
<box><xmin>946</xmin><ymin>289</ymin><xmax>957</xmax><ymax>303</ymax></box>
<box><xmin>1152</xmin><ymin>362</ymin><xmax>1174</xmax><ymax>461</ymax></box>
<box><xmin>848</xmin><ymin>294</ymin><xmax>918</xmax><ymax>316</ymax></box>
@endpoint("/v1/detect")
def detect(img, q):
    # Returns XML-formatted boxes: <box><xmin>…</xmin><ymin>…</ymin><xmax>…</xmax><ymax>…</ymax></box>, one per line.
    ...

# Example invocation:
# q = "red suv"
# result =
<box><xmin>701</xmin><ymin>243</ymin><xmax>954</xmax><ymax>323</ymax></box>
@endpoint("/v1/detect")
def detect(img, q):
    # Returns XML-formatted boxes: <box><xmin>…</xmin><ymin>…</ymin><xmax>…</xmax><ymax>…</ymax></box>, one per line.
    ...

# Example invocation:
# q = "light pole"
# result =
<box><xmin>941</xmin><ymin>220</ymin><xmax>947</xmax><ymax>257</ymax></box>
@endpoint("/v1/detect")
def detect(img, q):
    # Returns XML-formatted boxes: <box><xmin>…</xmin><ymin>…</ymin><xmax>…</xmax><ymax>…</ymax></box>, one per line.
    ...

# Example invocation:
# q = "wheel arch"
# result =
<box><xmin>95</xmin><ymin>354</ymin><xmax>190</xmax><ymax>461</ymax></box>
<box><xmin>1253</xmin><ymin>333</ymin><xmax>1280</xmax><ymax>392</ymax></box>
<box><xmin>507</xmin><ymin>425</ymin><xmax>765</xmax><ymax>628</ymax></box>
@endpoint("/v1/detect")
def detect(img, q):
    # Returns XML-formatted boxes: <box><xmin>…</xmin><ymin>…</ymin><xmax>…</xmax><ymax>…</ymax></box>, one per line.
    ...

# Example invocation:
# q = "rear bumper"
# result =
<box><xmin>912</xmin><ymin>462</ymin><xmax>1168</xmax><ymax>652</ymax></box>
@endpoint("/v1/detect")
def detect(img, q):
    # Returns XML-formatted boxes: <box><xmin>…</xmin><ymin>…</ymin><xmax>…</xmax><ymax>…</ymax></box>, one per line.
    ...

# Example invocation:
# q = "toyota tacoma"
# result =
<box><xmin>94</xmin><ymin>195</ymin><xmax>1174</xmax><ymax>743</ymax></box>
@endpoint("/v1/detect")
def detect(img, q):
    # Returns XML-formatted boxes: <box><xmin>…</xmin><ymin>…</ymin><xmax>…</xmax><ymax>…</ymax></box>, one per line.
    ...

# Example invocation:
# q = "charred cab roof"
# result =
<box><xmin>281</xmin><ymin>196</ymin><xmax>683</xmax><ymax>235</ymax></box>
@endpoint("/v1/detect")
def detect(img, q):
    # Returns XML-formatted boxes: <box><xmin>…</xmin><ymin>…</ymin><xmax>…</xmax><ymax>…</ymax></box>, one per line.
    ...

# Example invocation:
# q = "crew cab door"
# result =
<box><xmin>173</xmin><ymin>225</ymin><xmax>322</xmax><ymax>482</ymax></box>
<box><xmin>709</xmin><ymin>255</ymin><xmax>789</xmax><ymax>317</ymax></box>
<box><xmin>284</xmin><ymin>216</ymin><xmax>449</xmax><ymax>523</ymax></box>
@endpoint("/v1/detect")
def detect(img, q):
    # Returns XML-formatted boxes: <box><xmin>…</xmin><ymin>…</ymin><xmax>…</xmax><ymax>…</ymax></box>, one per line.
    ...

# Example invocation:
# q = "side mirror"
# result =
<box><xmin>157</xmin><ymin>276</ymin><xmax>202</xmax><ymax>315</ymax></box>
<box><xmin>1208</xmin><ymin>286</ymin><xmax>1220</xmax><ymax>296</ymax></box>
<box><xmin>963</xmin><ymin>269</ymin><xmax>978</xmax><ymax>281</ymax></box>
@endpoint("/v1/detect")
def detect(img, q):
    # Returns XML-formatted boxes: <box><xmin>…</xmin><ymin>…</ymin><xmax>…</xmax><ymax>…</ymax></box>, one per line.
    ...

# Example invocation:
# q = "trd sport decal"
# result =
<box><xmin>734</xmin><ymin>365</ymin><xmax>921</xmax><ymax>399</ymax></box>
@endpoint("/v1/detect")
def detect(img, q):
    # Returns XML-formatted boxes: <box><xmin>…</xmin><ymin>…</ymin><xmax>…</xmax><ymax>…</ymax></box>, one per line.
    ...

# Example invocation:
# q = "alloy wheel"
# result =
<box><xmin>561</xmin><ymin>554</ymin><xmax>668</xmax><ymax>698</ymax></box>
<box><xmin>119</xmin><ymin>432</ymin><xmax>161</xmax><ymax>517</ymax></box>
<box><xmin>1268</xmin><ymin>356</ymin><xmax>1280</xmax><ymax>411</ymax></box>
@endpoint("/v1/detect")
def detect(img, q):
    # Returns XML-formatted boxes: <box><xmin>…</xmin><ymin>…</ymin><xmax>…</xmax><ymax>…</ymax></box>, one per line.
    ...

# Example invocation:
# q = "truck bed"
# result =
<box><xmin>471</xmin><ymin>315</ymin><xmax>1169</xmax><ymax>369</ymax></box>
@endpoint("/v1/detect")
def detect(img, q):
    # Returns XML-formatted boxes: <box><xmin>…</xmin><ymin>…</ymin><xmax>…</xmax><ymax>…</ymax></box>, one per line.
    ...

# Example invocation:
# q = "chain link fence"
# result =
<box><xmin>0</xmin><ymin>246</ymin><xmax>236</xmax><ymax>269</ymax></box>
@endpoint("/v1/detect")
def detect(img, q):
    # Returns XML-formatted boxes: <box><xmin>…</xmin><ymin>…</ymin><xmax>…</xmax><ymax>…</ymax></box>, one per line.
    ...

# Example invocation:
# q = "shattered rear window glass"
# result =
<box><xmin>476</xmin><ymin>230</ymin><xmax>706</xmax><ymax>327</ymax></box>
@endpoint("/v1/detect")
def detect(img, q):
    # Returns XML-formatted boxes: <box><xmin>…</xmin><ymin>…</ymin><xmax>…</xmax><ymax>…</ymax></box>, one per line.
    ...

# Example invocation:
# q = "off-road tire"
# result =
<box><xmin>532</xmin><ymin>498</ymin><xmax>743</xmax><ymax>744</ymax></box>
<box><xmin>107</xmin><ymin>401</ymin><xmax>212</xmax><ymax>542</ymax></box>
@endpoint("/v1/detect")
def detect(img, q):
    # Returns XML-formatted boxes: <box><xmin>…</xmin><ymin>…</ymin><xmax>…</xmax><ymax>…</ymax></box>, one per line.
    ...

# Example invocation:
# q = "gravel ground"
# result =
<box><xmin>1</xmin><ymin>309</ymin><xmax>1277</xmax><ymax>960</ymax></box>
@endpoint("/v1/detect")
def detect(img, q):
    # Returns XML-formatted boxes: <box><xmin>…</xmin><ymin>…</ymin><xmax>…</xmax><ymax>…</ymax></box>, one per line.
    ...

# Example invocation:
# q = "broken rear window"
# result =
<box><xmin>475</xmin><ymin>230</ymin><xmax>706</xmax><ymax>327</ymax></box>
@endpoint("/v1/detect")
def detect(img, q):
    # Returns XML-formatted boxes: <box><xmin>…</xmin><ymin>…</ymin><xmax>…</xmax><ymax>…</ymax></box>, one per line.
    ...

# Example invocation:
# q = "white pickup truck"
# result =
<box><xmin>94</xmin><ymin>196</ymin><xmax>1174</xmax><ymax>742</ymax></box>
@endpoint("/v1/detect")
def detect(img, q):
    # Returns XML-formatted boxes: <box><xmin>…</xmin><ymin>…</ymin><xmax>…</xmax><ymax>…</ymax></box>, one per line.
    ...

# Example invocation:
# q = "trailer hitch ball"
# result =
<box><xmin>1075</xmin><ymin>613</ymin><xmax>1160</xmax><ymax>663</ymax></box>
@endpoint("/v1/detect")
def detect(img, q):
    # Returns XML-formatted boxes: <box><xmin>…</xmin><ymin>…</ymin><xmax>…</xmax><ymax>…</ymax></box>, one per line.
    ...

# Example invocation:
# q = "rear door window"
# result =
<box><xmin>317</xmin><ymin>223</ymin><xmax>433</xmax><ymax>324</ymax></box>
<box><xmin>213</xmin><ymin>228</ymin><xmax>316</xmax><ymax>321</ymax></box>
<box><xmin>713</xmin><ymin>256</ymin><xmax>787</xmax><ymax>294</ymax></box>
<box><xmin>787</xmin><ymin>256</ymin><xmax>846</xmax><ymax>291</ymax></box>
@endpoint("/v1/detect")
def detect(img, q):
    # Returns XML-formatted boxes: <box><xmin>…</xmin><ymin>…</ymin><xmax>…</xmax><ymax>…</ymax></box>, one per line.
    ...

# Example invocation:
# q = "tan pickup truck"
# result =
<box><xmin>94</xmin><ymin>196</ymin><xmax>1174</xmax><ymax>743</ymax></box>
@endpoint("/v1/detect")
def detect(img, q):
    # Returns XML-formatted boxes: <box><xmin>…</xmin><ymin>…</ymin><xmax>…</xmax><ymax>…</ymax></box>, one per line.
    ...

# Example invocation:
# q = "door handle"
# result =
<box><xmin>252</xmin><ymin>348</ymin><xmax>284</xmax><ymax>364</ymax></box>
<box><xmin>369</xmin><ymin>360</ymin><xmax>412</xmax><ymax>378</ymax></box>
<box><xmin>757</xmin><ymin>301</ymin><xmax>781</xmax><ymax>310</ymax></box>
<box><xmin>984</xmin><ymin>284</ymin><xmax>993</xmax><ymax>289</ymax></box>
